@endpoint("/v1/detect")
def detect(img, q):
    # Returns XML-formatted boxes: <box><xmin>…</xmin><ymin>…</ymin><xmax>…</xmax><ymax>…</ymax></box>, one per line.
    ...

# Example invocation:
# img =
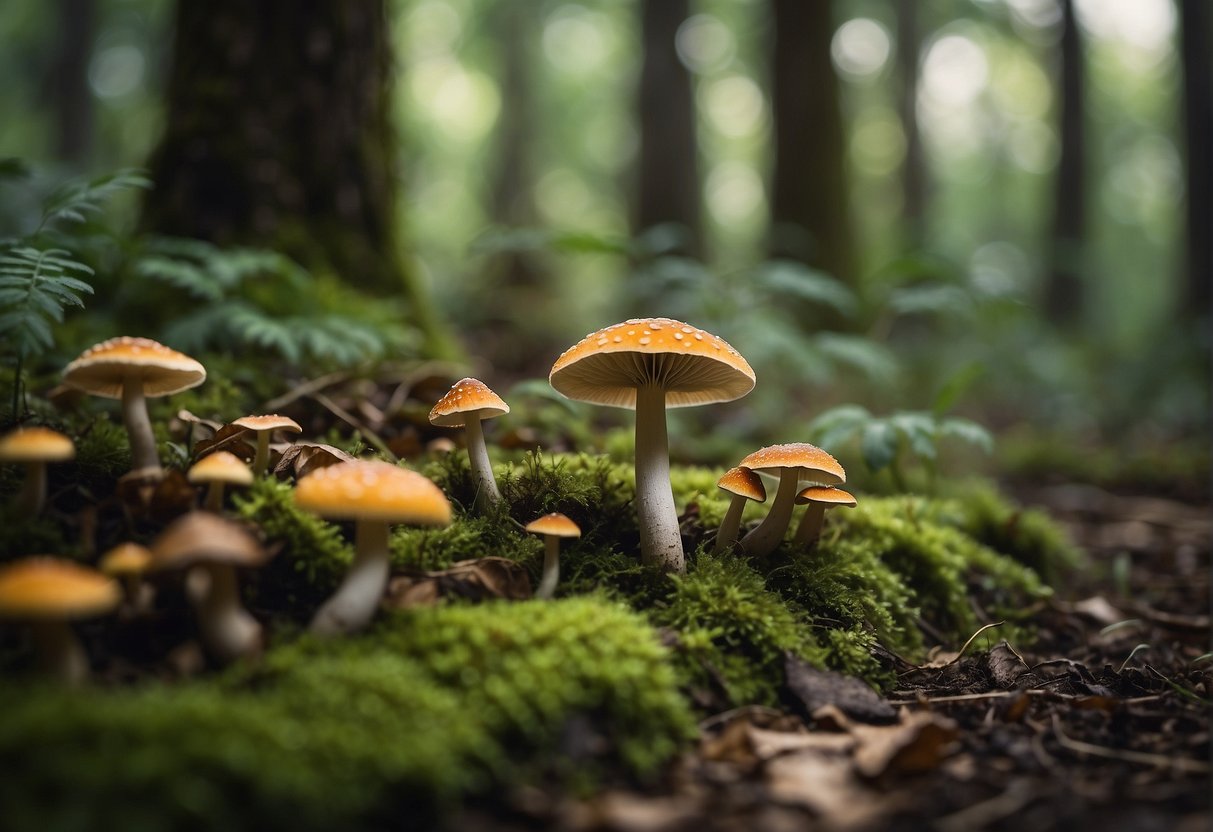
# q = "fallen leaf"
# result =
<box><xmin>784</xmin><ymin>653</ymin><xmax>897</xmax><ymax>723</ymax></box>
<box><xmin>766</xmin><ymin>750</ymin><xmax>887</xmax><ymax>830</ymax></box>
<box><xmin>987</xmin><ymin>641</ymin><xmax>1031</xmax><ymax>688</ymax></box>
<box><xmin>383</xmin><ymin>557</ymin><xmax>532</xmax><ymax>608</ymax></box>
<box><xmin>273</xmin><ymin>442</ymin><xmax>355</xmax><ymax>479</ymax></box>
<box><xmin>193</xmin><ymin>423</ymin><xmax>255</xmax><ymax>460</ymax></box>
<box><xmin>850</xmin><ymin>710</ymin><xmax>959</xmax><ymax>778</ymax></box>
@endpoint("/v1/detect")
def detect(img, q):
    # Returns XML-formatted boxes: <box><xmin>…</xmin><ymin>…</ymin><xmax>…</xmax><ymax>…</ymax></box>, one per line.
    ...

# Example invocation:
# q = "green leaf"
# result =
<box><xmin>754</xmin><ymin>260</ymin><xmax>858</xmax><ymax>317</ymax></box>
<box><xmin>508</xmin><ymin>379</ymin><xmax>580</xmax><ymax>414</ymax></box>
<box><xmin>938</xmin><ymin>418</ymin><xmax>994</xmax><ymax>454</ymax></box>
<box><xmin>860</xmin><ymin>420</ymin><xmax>898</xmax><ymax>472</ymax></box>
<box><xmin>40</xmin><ymin>168</ymin><xmax>151</xmax><ymax>230</ymax></box>
<box><xmin>888</xmin><ymin>284</ymin><xmax>974</xmax><ymax>319</ymax></box>
<box><xmin>889</xmin><ymin>411</ymin><xmax>938</xmax><ymax>460</ymax></box>
<box><xmin>933</xmin><ymin>363</ymin><xmax>986</xmax><ymax>415</ymax></box>
<box><xmin>813</xmin><ymin>334</ymin><xmax>899</xmax><ymax>383</ymax></box>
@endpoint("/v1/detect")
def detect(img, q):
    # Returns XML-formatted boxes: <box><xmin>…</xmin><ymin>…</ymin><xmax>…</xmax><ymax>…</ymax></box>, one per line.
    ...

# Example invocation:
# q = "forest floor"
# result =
<box><xmin>455</xmin><ymin>484</ymin><xmax>1211</xmax><ymax>832</ymax></box>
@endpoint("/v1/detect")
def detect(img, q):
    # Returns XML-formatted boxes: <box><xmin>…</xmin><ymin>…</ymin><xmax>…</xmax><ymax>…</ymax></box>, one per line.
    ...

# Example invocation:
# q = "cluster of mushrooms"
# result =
<box><xmin>1</xmin><ymin>319</ymin><xmax>856</xmax><ymax>683</ymax></box>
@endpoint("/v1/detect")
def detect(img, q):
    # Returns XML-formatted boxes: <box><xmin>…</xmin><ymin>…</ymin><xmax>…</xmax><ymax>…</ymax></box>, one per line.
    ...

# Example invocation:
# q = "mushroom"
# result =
<box><xmin>0</xmin><ymin>557</ymin><xmax>121</xmax><ymax>684</ymax></box>
<box><xmin>524</xmin><ymin>512</ymin><xmax>581</xmax><ymax>599</ymax></box>
<box><xmin>0</xmin><ymin>427</ymin><xmax>75</xmax><ymax>513</ymax></box>
<box><xmin>99</xmin><ymin>542</ymin><xmax>155</xmax><ymax>611</ymax></box>
<box><xmin>713</xmin><ymin>466</ymin><xmax>766</xmax><ymax>553</ymax></box>
<box><xmin>793</xmin><ymin>486</ymin><xmax>857</xmax><ymax>547</ymax></box>
<box><xmin>549</xmin><ymin>318</ymin><xmax>755</xmax><ymax>573</ymax></box>
<box><xmin>231</xmin><ymin>414</ymin><xmax>303</xmax><ymax>476</ymax></box>
<box><xmin>188</xmin><ymin>451</ymin><xmax>254</xmax><ymax>511</ymax></box>
<box><xmin>150</xmin><ymin>512</ymin><xmax>273</xmax><ymax>663</ymax></box>
<box><xmin>62</xmin><ymin>337</ymin><xmax>206</xmax><ymax>472</ymax></box>
<box><xmin>295</xmin><ymin>460</ymin><xmax>451</xmax><ymax>636</ymax></box>
<box><xmin>737</xmin><ymin>443</ymin><xmax>845</xmax><ymax>557</ymax></box>
<box><xmin>428</xmin><ymin>379</ymin><xmax>509</xmax><ymax>511</ymax></box>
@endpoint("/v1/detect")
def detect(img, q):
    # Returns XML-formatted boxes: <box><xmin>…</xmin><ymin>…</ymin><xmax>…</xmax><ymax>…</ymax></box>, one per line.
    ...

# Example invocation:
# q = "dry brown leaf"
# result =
<box><xmin>383</xmin><ymin>557</ymin><xmax>532</xmax><ymax>608</ymax></box>
<box><xmin>850</xmin><ymin>710</ymin><xmax>959</xmax><ymax>778</ymax></box>
<box><xmin>766</xmin><ymin>750</ymin><xmax>886</xmax><ymax>830</ymax></box>
<box><xmin>987</xmin><ymin>641</ymin><xmax>1031</xmax><ymax>688</ymax></box>
<box><xmin>192</xmin><ymin>423</ymin><xmax>255</xmax><ymax>460</ymax></box>
<box><xmin>273</xmin><ymin>441</ymin><xmax>355</xmax><ymax>479</ymax></box>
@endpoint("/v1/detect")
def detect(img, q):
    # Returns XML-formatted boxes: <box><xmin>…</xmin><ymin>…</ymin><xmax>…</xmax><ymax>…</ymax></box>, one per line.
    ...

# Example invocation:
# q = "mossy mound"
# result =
<box><xmin>0</xmin><ymin>597</ymin><xmax>692</xmax><ymax>832</ymax></box>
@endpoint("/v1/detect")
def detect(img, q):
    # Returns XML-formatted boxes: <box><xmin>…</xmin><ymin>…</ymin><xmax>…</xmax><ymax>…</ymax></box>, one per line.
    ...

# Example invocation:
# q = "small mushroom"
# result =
<box><xmin>99</xmin><ymin>542</ymin><xmax>155</xmax><ymax>611</ymax></box>
<box><xmin>62</xmin><ymin>337</ymin><xmax>206</xmax><ymax>472</ymax></box>
<box><xmin>793</xmin><ymin>486</ymin><xmax>858</xmax><ymax>547</ymax></box>
<box><xmin>524</xmin><ymin>512</ymin><xmax>581</xmax><ymax>599</ymax></box>
<box><xmin>295</xmin><ymin>460</ymin><xmax>452</xmax><ymax>636</ymax></box>
<box><xmin>738</xmin><ymin>444</ymin><xmax>846</xmax><ymax>557</ymax></box>
<box><xmin>231</xmin><ymin>414</ymin><xmax>302</xmax><ymax>476</ymax></box>
<box><xmin>0</xmin><ymin>427</ymin><xmax>75</xmax><ymax>513</ymax></box>
<box><xmin>428</xmin><ymin>379</ymin><xmax>509</xmax><ymax>511</ymax></box>
<box><xmin>188</xmin><ymin>451</ymin><xmax>254</xmax><ymax>511</ymax></box>
<box><xmin>714</xmin><ymin>467</ymin><xmax>766</xmax><ymax>553</ymax></box>
<box><xmin>0</xmin><ymin>558</ymin><xmax>121</xmax><ymax>684</ymax></box>
<box><xmin>151</xmin><ymin>512</ymin><xmax>273</xmax><ymax>663</ymax></box>
<box><xmin>549</xmin><ymin>318</ymin><xmax>756</xmax><ymax>573</ymax></box>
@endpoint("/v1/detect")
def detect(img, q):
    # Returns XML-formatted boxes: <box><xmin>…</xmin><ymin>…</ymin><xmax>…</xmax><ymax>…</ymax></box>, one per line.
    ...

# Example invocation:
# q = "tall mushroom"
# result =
<box><xmin>524</xmin><ymin>512</ymin><xmax>581</xmax><ymax>599</ymax></box>
<box><xmin>62</xmin><ymin>337</ymin><xmax>206</xmax><ymax>472</ymax></box>
<box><xmin>231</xmin><ymin>414</ymin><xmax>302</xmax><ymax>476</ymax></box>
<box><xmin>0</xmin><ymin>427</ymin><xmax>75</xmax><ymax>514</ymax></box>
<box><xmin>296</xmin><ymin>460</ymin><xmax>451</xmax><ymax>636</ymax></box>
<box><xmin>738</xmin><ymin>444</ymin><xmax>845</xmax><ymax>557</ymax></box>
<box><xmin>150</xmin><ymin>512</ymin><xmax>272</xmax><ymax>663</ymax></box>
<box><xmin>428</xmin><ymin>378</ymin><xmax>509</xmax><ymax>511</ymax></box>
<box><xmin>550</xmin><ymin>318</ymin><xmax>755</xmax><ymax>573</ymax></box>
<box><xmin>793</xmin><ymin>486</ymin><xmax>857</xmax><ymax>547</ymax></box>
<box><xmin>0</xmin><ymin>558</ymin><xmax>121</xmax><ymax>684</ymax></box>
<box><xmin>714</xmin><ymin>466</ymin><xmax>766</xmax><ymax>553</ymax></box>
<box><xmin>188</xmin><ymin>451</ymin><xmax>253</xmax><ymax>511</ymax></box>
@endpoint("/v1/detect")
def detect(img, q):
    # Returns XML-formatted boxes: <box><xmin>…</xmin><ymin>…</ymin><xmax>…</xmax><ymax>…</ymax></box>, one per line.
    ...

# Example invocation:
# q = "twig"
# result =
<box><xmin>697</xmin><ymin>705</ymin><xmax>785</xmax><ymax>732</ymax></box>
<box><xmin>1050</xmin><ymin>714</ymin><xmax>1211</xmax><ymax>774</ymax></box>
<box><xmin>263</xmin><ymin>371</ymin><xmax>350</xmax><ymax>411</ymax></box>
<box><xmin>308</xmin><ymin>391</ymin><xmax>397</xmax><ymax>462</ymax></box>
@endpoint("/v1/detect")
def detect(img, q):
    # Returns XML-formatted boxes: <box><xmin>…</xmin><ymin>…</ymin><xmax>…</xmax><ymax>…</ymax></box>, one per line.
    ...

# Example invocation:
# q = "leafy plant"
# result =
<box><xmin>0</xmin><ymin>163</ymin><xmax>150</xmax><ymax>415</ymax></box>
<box><xmin>132</xmin><ymin>236</ymin><xmax>416</xmax><ymax>369</ymax></box>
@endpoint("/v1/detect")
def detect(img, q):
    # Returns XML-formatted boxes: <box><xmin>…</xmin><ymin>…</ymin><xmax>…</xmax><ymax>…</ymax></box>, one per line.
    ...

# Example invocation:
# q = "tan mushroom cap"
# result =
<box><xmin>188</xmin><ymin>451</ymin><xmax>254</xmax><ymax>486</ymax></box>
<box><xmin>100</xmin><ymin>542</ymin><xmax>154</xmax><ymax>576</ymax></box>
<box><xmin>0</xmin><ymin>427</ymin><xmax>76</xmax><ymax>463</ymax></box>
<box><xmin>151</xmin><ymin>512</ymin><xmax>270</xmax><ymax>570</ymax></box>
<box><xmin>549</xmin><ymin>317</ymin><xmax>756</xmax><ymax>409</ymax></box>
<box><xmin>429</xmin><ymin>378</ymin><xmax>510</xmax><ymax>426</ymax></box>
<box><xmin>717</xmin><ymin>466</ymin><xmax>766</xmax><ymax>502</ymax></box>
<box><xmin>796</xmin><ymin>486</ymin><xmax>857</xmax><ymax>507</ymax></box>
<box><xmin>739</xmin><ymin>443</ymin><xmax>846</xmax><ymax>486</ymax></box>
<box><xmin>294</xmin><ymin>460</ymin><xmax>452</xmax><ymax>525</ymax></box>
<box><xmin>524</xmin><ymin>512</ymin><xmax>582</xmax><ymax>538</ymax></box>
<box><xmin>0</xmin><ymin>558</ymin><xmax>121</xmax><ymax>619</ymax></box>
<box><xmin>63</xmin><ymin>337</ymin><xmax>206</xmax><ymax>399</ymax></box>
<box><xmin>231</xmin><ymin>414</ymin><xmax>303</xmax><ymax>434</ymax></box>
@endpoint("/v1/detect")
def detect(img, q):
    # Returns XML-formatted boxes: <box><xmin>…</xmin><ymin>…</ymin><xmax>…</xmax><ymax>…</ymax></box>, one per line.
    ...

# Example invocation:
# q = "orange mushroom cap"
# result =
<box><xmin>0</xmin><ymin>558</ymin><xmax>121</xmax><ymax>619</ymax></box>
<box><xmin>717</xmin><ymin>466</ymin><xmax>766</xmax><ymax>502</ymax></box>
<box><xmin>294</xmin><ymin>460</ymin><xmax>452</xmax><ymax>526</ymax></box>
<box><xmin>739</xmin><ymin>443</ymin><xmax>846</xmax><ymax>486</ymax></box>
<box><xmin>0</xmin><ymin>427</ymin><xmax>75</xmax><ymax>463</ymax></box>
<box><xmin>524</xmin><ymin>512</ymin><xmax>582</xmax><ymax>538</ymax></box>
<box><xmin>795</xmin><ymin>486</ymin><xmax>857</xmax><ymax>508</ymax></box>
<box><xmin>428</xmin><ymin>378</ymin><xmax>509</xmax><ymax>426</ymax></box>
<box><xmin>63</xmin><ymin>337</ymin><xmax>205</xmax><ymax>399</ymax></box>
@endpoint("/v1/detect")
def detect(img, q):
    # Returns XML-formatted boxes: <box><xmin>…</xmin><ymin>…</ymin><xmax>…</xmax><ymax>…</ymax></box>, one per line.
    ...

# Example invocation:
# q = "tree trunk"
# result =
<box><xmin>895</xmin><ymin>0</ymin><xmax>927</xmax><ymax>250</ymax></box>
<box><xmin>54</xmin><ymin>0</ymin><xmax>95</xmax><ymax>165</ymax></box>
<box><xmin>1045</xmin><ymin>0</ymin><xmax>1086</xmax><ymax>326</ymax></box>
<box><xmin>635</xmin><ymin>0</ymin><xmax>702</xmax><ymax>258</ymax></box>
<box><xmin>143</xmin><ymin>0</ymin><xmax>453</xmax><ymax>356</ymax></box>
<box><xmin>1180</xmin><ymin>0</ymin><xmax>1211</xmax><ymax>318</ymax></box>
<box><xmin>769</xmin><ymin>0</ymin><xmax>857</xmax><ymax>286</ymax></box>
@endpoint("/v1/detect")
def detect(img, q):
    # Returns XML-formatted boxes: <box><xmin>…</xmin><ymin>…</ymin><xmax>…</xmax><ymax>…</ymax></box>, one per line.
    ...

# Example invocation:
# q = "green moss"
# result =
<box><xmin>0</xmin><ymin>598</ymin><xmax>693</xmax><ymax>832</ymax></box>
<box><xmin>390</xmin><ymin>515</ymin><xmax>538</xmax><ymax>573</ymax></box>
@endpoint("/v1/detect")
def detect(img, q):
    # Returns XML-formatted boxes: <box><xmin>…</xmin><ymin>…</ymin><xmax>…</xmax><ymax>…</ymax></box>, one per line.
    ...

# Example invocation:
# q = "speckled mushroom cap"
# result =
<box><xmin>99</xmin><ymin>542</ymin><xmax>154</xmax><ymax>576</ymax></box>
<box><xmin>717</xmin><ymin>466</ymin><xmax>766</xmax><ymax>502</ymax></box>
<box><xmin>549</xmin><ymin>318</ymin><xmax>755</xmax><ymax>409</ymax></box>
<box><xmin>738</xmin><ymin>443</ymin><xmax>846</xmax><ymax>486</ymax></box>
<box><xmin>63</xmin><ymin>337</ymin><xmax>206</xmax><ymax>399</ymax></box>
<box><xmin>188</xmin><ymin>451</ymin><xmax>254</xmax><ymax>486</ymax></box>
<box><xmin>151</xmin><ymin>512</ymin><xmax>269</xmax><ymax>570</ymax></box>
<box><xmin>0</xmin><ymin>427</ymin><xmax>75</xmax><ymax>463</ymax></box>
<box><xmin>231</xmin><ymin>414</ymin><xmax>303</xmax><ymax>434</ymax></box>
<box><xmin>795</xmin><ymin>486</ymin><xmax>857</xmax><ymax>507</ymax></box>
<box><xmin>0</xmin><ymin>558</ymin><xmax>121</xmax><ymax>619</ymax></box>
<box><xmin>429</xmin><ymin>378</ymin><xmax>510</xmax><ymax>426</ymax></box>
<box><xmin>294</xmin><ymin>460</ymin><xmax>452</xmax><ymax>525</ymax></box>
<box><xmin>524</xmin><ymin>512</ymin><xmax>582</xmax><ymax>538</ymax></box>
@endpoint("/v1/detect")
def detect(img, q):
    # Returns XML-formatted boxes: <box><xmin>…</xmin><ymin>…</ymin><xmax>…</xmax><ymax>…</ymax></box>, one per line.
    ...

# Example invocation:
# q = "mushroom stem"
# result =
<box><xmin>121</xmin><ymin>376</ymin><xmax>160</xmax><ymax>471</ymax></box>
<box><xmin>251</xmin><ymin>433</ymin><xmax>271</xmax><ymax>477</ymax></box>
<box><xmin>793</xmin><ymin>503</ymin><xmax>827</xmax><ymax>546</ymax></box>
<box><xmin>30</xmin><ymin>619</ymin><xmax>89</xmax><ymax>684</ymax></box>
<box><xmin>204</xmin><ymin>482</ymin><xmax>225</xmax><ymax>512</ymax></box>
<box><xmin>714</xmin><ymin>494</ymin><xmax>747</xmax><ymax>553</ymax></box>
<box><xmin>635</xmin><ymin>384</ymin><xmax>684</xmax><ymax>572</ymax></box>
<box><xmin>740</xmin><ymin>471</ymin><xmax>800</xmax><ymax>557</ymax></box>
<box><xmin>194</xmin><ymin>562</ymin><xmax>261</xmax><ymax>663</ymax></box>
<box><xmin>462</xmin><ymin>413</ymin><xmax>501</xmax><ymax>511</ymax></box>
<box><xmin>535</xmin><ymin>536</ymin><xmax>561</xmax><ymax>599</ymax></box>
<box><xmin>310</xmin><ymin>519</ymin><xmax>390</xmax><ymax>636</ymax></box>
<box><xmin>15</xmin><ymin>461</ymin><xmax>47</xmax><ymax>514</ymax></box>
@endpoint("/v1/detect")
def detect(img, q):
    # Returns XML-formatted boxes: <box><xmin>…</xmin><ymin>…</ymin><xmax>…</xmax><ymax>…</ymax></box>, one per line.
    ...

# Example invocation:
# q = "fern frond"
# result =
<box><xmin>39</xmin><ymin>168</ymin><xmax>151</xmax><ymax>231</ymax></box>
<box><xmin>0</xmin><ymin>246</ymin><xmax>94</xmax><ymax>356</ymax></box>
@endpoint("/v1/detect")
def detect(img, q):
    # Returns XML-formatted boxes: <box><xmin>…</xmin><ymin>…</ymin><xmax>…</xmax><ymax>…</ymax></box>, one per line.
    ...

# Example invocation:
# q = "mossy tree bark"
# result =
<box><xmin>143</xmin><ymin>0</ymin><xmax>454</xmax><ymax>357</ymax></box>
<box><xmin>769</xmin><ymin>0</ymin><xmax>857</xmax><ymax>291</ymax></box>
